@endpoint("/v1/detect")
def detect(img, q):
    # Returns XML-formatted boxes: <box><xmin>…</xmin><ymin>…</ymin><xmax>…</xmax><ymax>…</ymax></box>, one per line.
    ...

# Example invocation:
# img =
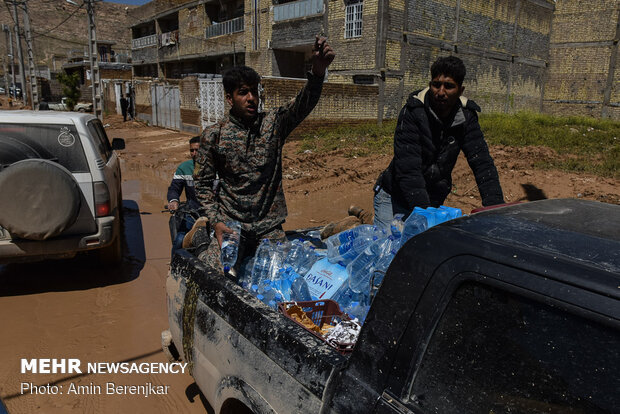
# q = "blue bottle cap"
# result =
<box><xmin>223</xmin><ymin>265</ymin><xmax>230</xmax><ymax>272</ymax></box>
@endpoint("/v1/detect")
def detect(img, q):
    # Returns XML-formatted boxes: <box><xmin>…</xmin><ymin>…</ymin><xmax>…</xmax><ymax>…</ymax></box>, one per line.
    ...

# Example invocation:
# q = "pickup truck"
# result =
<box><xmin>164</xmin><ymin>199</ymin><xmax>620</xmax><ymax>414</ymax></box>
<box><xmin>48</xmin><ymin>97</ymin><xmax>93</xmax><ymax>112</ymax></box>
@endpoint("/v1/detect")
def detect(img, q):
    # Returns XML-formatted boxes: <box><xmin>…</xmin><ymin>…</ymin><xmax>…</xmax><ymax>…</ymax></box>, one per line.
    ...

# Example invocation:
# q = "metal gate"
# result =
<box><xmin>151</xmin><ymin>84</ymin><xmax>181</xmax><ymax>130</ymax></box>
<box><xmin>199</xmin><ymin>79</ymin><xmax>225</xmax><ymax>130</ymax></box>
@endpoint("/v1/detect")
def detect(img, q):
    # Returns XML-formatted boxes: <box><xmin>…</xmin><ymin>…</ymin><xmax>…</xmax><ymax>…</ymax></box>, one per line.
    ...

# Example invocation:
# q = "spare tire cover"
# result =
<box><xmin>0</xmin><ymin>159</ymin><xmax>82</xmax><ymax>240</ymax></box>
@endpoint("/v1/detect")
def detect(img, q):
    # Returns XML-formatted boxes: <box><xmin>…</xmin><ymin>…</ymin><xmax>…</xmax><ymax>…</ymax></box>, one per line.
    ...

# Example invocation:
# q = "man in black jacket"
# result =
<box><xmin>374</xmin><ymin>56</ymin><xmax>504</xmax><ymax>228</ymax></box>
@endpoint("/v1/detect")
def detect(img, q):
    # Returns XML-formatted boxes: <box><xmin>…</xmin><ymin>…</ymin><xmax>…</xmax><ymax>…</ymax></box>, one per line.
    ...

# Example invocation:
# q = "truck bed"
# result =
<box><xmin>167</xmin><ymin>252</ymin><xmax>348</xmax><ymax>413</ymax></box>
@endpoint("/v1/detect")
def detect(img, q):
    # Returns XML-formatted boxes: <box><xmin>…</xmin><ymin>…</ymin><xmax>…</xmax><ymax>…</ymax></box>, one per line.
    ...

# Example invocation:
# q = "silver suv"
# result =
<box><xmin>0</xmin><ymin>111</ymin><xmax>125</xmax><ymax>265</ymax></box>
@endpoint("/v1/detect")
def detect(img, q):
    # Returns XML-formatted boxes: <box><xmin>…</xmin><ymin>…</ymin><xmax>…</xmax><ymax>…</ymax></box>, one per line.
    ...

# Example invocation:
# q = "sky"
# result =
<box><xmin>103</xmin><ymin>0</ymin><xmax>151</xmax><ymax>5</ymax></box>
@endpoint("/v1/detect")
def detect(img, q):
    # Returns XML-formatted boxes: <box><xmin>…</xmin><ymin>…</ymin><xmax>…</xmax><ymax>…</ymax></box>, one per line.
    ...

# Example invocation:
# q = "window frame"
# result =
<box><xmin>400</xmin><ymin>271</ymin><xmax>620</xmax><ymax>414</ymax></box>
<box><xmin>344</xmin><ymin>0</ymin><xmax>363</xmax><ymax>39</ymax></box>
<box><xmin>87</xmin><ymin>119</ymin><xmax>113</xmax><ymax>163</ymax></box>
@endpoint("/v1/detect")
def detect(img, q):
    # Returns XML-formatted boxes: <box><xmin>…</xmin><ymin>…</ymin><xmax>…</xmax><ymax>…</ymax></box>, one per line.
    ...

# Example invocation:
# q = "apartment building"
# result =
<box><xmin>130</xmin><ymin>0</ymin><xmax>245</xmax><ymax>78</ymax></box>
<box><xmin>129</xmin><ymin>0</ymin><xmax>557</xmax><ymax>123</ymax></box>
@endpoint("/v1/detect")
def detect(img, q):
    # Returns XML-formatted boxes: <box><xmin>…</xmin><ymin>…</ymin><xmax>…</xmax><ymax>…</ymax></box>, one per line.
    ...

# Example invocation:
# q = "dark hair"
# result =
<box><xmin>430</xmin><ymin>56</ymin><xmax>466</xmax><ymax>86</ymax></box>
<box><xmin>189</xmin><ymin>136</ymin><xmax>200</xmax><ymax>145</ymax></box>
<box><xmin>222</xmin><ymin>66</ymin><xmax>261</xmax><ymax>95</ymax></box>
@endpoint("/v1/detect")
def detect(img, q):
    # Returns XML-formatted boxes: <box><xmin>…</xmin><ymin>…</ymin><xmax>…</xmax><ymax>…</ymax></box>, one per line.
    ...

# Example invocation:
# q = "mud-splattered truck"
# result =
<box><xmin>163</xmin><ymin>199</ymin><xmax>620</xmax><ymax>414</ymax></box>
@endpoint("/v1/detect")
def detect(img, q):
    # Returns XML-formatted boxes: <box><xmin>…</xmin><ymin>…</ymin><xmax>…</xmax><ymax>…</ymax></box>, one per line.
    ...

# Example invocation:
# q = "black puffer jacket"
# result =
<box><xmin>378</xmin><ymin>88</ymin><xmax>504</xmax><ymax>212</ymax></box>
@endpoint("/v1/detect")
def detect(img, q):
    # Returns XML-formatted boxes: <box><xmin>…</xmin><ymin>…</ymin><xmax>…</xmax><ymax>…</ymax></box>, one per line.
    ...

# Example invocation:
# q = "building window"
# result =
<box><xmin>345</xmin><ymin>1</ymin><xmax>363</xmax><ymax>39</ymax></box>
<box><xmin>353</xmin><ymin>74</ymin><xmax>375</xmax><ymax>84</ymax></box>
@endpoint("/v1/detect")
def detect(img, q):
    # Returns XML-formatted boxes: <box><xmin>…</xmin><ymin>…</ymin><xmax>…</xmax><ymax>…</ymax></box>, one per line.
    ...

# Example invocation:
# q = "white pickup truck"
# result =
<box><xmin>48</xmin><ymin>97</ymin><xmax>93</xmax><ymax>112</ymax></box>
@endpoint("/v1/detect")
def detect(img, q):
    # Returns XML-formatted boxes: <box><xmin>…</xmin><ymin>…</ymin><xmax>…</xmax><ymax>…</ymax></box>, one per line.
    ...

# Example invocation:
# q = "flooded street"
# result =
<box><xmin>0</xmin><ymin>120</ymin><xmax>212</xmax><ymax>413</ymax></box>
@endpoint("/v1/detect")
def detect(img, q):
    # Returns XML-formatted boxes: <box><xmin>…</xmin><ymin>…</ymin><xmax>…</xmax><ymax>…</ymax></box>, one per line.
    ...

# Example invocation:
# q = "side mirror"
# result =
<box><xmin>111</xmin><ymin>138</ymin><xmax>125</xmax><ymax>150</ymax></box>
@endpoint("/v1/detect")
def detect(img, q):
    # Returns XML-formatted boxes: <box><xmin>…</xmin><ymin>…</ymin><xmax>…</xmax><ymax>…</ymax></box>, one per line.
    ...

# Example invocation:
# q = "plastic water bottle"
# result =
<box><xmin>427</xmin><ymin>207</ymin><xmax>449</xmax><ymax>225</ymax></box>
<box><xmin>368</xmin><ymin>244</ymin><xmax>399</xmax><ymax>289</ymax></box>
<box><xmin>290</xmin><ymin>276</ymin><xmax>312</xmax><ymax>302</ymax></box>
<box><xmin>304</xmin><ymin>258</ymin><xmax>349</xmax><ymax>300</ymax></box>
<box><xmin>348</xmin><ymin>236</ymin><xmax>395</xmax><ymax>294</ymax></box>
<box><xmin>271</xmin><ymin>267</ymin><xmax>296</xmax><ymax>301</ymax></box>
<box><xmin>327</xmin><ymin>234</ymin><xmax>378</xmax><ymax>264</ymax></box>
<box><xmin>412</xmin><ymin>207</ymin><xmax>436</xmax><ymax>227</ymax></box>
<box><xmin>332</xmin><ymin>284</ymin><xmax>356</xmax><ymax>310</ymax></box>
<box><xmin>297</xmin><ymin>245</ymin><xmax>318</xmax><ymax>276</ymax></box>
<box><xmin>344</xmin><ymin>302</ymin><xmax>370</xmax><ymax>324</ymax></box>
<box><xmin>220</xmin><ymin>221</ymin><xmax>241</xmax><ymax>273</ymax></box>
<box><xmin>267</xmin><ymin>242</ymin><xmax>286</xmax><ymax>281</ymax></box>
<box><xmin>400</xmin><ymin>212</ymin><xmax>428</xmax><ymax>246</ymax></box>
<box><xmin>284</xmin><ymin>239</ymin><xmax>305</xmax><ymax>270</ymax></box>
<box><xmin>325</xmin><ymin>224</ymin><xmax>377</xmax><ymax>252</ymax></box>
<box><xmin>390</xmin><ymin>214</ymin><xmax>405</xmax><ymax>239</ymax></box>
<box><xmin>251</xmin><ymin>239</ymin><xmax>272</xmax><ymax>285</ymax></box>
<box><xmin>238</xmin><ymin>256</ymin><xmax>255</xmax><ymax>289</ymax></box>
<box><xmin>439</xmin><ymin>205</ymin><xmax>463</xmax><ymax>220</ymax></box>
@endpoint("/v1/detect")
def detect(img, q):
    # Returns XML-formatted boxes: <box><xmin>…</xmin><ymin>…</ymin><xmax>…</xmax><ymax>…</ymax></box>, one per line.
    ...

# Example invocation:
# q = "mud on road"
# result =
<box><xmin>1</xmin><ymin>114</ymin><xmax>618</xmax><ymax>413</ymax></box>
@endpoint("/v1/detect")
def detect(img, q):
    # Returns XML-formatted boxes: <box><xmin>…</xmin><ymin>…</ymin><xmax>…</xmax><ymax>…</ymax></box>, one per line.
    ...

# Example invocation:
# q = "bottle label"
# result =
<box><xmin>304</xmin><ymin>258</ymin><xmax>348</xmax><ymax>300</ymax></box>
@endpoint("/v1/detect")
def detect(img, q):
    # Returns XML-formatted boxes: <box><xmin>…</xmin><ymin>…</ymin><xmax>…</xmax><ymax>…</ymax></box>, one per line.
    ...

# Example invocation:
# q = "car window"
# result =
<box><xmin>87</xmin><ymin>120</ymin><xmax>113</xmax><ymax>162</ymax></box>
<box><xmin>408</xmin><ymin>282</ymin><xmax>619</xmax><ymax>414</ymax></box>
<box><xmin>0</xmin><ymin>123</ymin><xmax>89</xmax><ymax>173</ymax></box>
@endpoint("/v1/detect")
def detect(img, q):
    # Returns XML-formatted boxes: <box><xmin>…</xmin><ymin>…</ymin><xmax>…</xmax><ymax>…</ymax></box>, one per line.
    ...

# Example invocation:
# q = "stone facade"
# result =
<box><xmin>544</xmin><ymin>0</ymin><xmax>620</xmax><ymax>119</ymax></box>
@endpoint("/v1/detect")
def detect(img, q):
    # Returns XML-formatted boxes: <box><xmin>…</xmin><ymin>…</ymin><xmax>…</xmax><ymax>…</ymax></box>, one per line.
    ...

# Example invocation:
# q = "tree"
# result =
<box><xmin>57</xmin><ymin>71</ymin><xmax>81</xmax><ymax>111</ymax></box>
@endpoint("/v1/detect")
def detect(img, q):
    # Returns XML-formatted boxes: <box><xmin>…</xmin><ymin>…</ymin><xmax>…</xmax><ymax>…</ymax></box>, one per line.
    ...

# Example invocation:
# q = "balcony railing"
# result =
<box><xmin>205</xmin><ymin>16</ymin><xmax>244</xmax><ymax>39</ymax></box>
<box><xmin>273</xmin><ymin>0</ymin><xmax>323</xmax><ymax>22</ymax></box>
<box><xmin>132</xmin><ymin>34</ymin><xmax>157</xmax><ymax>49</ymax></box>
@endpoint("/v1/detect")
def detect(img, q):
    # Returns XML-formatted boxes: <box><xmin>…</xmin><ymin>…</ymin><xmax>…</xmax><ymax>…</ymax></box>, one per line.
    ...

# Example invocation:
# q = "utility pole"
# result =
<box><xmin>8</xmin><ymin>0</ymin><xmax>27</xmax><ymax>105</ymax></box>
<box><xmin>2</xmin><ymin>25</ymin><xmax>15</xmax><ymax>96</ymax></box>
<box><xmin>85</xmin><ymin>0</ymin><xmax>102</xmax><ymax>120</ymax></box>
<box><xmin>21</xmin><ymin>0</ymin><xmax>38</xmax><ymax>108</ymax></box>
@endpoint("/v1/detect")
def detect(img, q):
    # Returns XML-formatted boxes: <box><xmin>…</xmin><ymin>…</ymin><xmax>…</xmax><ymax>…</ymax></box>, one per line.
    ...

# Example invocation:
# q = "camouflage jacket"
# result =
<box><xmin>194</xmin><ymin>72</ymin><xmax>324</xmax><ymax>236</ymax></box>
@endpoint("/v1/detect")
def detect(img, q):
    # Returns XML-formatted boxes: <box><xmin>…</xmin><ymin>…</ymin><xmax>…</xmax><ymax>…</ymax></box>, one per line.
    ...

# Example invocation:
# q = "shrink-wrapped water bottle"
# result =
<box><xmin>251</xmin><ymin>239</ymin><xmax>272</xmax><ymax>285</ymax></box>
<box><xmin>348</xmin><ymin>236</ymin><xmax>395</xmax><ymax>294</ymax></box>
<box><xmin>220</xmin><ymin>221</ymin><xmax>241</xmax><ymax>273</ymax></box>
<box><xmin>297</xmin><ymin>245</ymin><xmax>318</xmax><ymax>276</ymax></box>
<box><xmin>427</xmin><ymin>207</ymin><xmax>449</xmax><ymax>225</ymax></box>
<box><xmin>413</xmin><ymin>207</ymin><xmax>437</xmax><ymax>227</ymax></box>
<box><xmin>304</xmin><ymin>258</ymin><xmax>348</xmax><ymax>300</ymax></box>
<box><xmin>344</xmin><ymin>302</ymin><xmax>370</xmax><ymax>324</ymax></box>
<box><xmin>439</xmin><ymin>205</ymin><xmax>463</xmax><ymax>220</ymax></box>
<box><xmin>267</xmin><ymin>242</ymin><xmax>286</xmax><ymax>281</ymax></box>
<box><xmin>400</xmin><ymin>212</ymin><xmax>428</xmax><ymax>246</ymax></box>
<box><xmin>390</xmin><ymin>214</ymin><xmax>405</xmax><ymax>239</ymax></box>
<box><xmin>368</xmin><ymin>243</ymin><xmax>399</xmax><ymax>289</ymax></box>
<box><xmin>290</xmin><ymin>276</ymin><xmax>312</xmax><ymax>302</ymax></box>
<box><xmin>327</xmin><ymin>234</ymin><xmax>379</xmax><ymax>264</ymax></box>
<box><xmin>325</xmin><ymin>224</ymin><xmax>377</xmax><ymax>251</ymax></box>
<box><xmin>284</xmin><ymin>239</ymin><xmax>305</xmax><ymax>270</ymax></box>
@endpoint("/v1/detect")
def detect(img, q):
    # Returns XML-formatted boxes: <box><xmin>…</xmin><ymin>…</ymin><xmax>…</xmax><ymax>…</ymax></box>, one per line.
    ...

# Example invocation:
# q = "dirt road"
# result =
<box><xmin>1</xmin><ymin>114</ymin><xmax>618</xmax><ymax>413</ymax></box>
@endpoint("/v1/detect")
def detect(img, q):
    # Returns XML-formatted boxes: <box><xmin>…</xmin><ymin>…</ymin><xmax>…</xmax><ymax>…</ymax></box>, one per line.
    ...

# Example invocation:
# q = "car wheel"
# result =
<box><xmin>0</xmin><ymin>159</ymin><xmax>81</xmax><ymax>240</ymax></box>
<box><xmin>78</xmin><ymin>108</ymin><xmax>85</xmax><ymax>112</ymax></box>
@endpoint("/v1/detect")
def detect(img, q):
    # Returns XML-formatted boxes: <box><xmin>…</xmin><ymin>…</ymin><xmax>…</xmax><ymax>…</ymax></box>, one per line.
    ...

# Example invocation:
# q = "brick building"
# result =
<box><xmin>130</xmin><ymin>0</ymin><xmax>558</xmax><ymax>127</ymax></box>
<box><xmin>544</xmin><ymin>0</ymin><xmax>620</xmax><ymax>119</ymax></box>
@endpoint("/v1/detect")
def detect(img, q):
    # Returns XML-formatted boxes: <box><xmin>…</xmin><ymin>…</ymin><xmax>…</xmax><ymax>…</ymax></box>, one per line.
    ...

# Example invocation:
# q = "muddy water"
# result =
<box><xmin>0</xmin><ymin>157</ymin><xmax>212</xmax><ymax>413</ymax></box>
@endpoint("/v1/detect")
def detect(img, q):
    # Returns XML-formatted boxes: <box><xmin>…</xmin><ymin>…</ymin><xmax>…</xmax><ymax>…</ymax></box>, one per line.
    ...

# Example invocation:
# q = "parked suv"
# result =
<box><xmin>0</xmin><ymin>111</ymin><xmax>125</xmax><ymax>265</ymax></box>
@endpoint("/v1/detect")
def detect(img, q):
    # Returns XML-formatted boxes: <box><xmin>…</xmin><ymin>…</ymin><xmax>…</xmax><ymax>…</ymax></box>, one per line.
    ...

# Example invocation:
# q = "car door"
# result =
<box><xmin>375</xmin><ymin>262</ymin><xmax>620</xmax><ymax>414</ymax></box>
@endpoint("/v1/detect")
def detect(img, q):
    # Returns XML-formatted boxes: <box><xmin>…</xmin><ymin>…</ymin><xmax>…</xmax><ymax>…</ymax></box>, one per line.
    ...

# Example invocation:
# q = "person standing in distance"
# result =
<box><xmin>373</xmin><ymin>56</ymin><xmax>504</xmax><ymax>228</ymax></box>
<box><xmin>194</xmin><ymin>36</ymin><xmax>335</xmax><ymax>276</ymax></box>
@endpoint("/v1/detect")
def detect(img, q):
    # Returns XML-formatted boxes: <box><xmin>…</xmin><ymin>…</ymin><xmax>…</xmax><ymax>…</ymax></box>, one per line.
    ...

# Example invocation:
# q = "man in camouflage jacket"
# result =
<box><xmin>194</xmin><ymin>36</ymin><xmax>335</xmax><ymax>275</ymax></box>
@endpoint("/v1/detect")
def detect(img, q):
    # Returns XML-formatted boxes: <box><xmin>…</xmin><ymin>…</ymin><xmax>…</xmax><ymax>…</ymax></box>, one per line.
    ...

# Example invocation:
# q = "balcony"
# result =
<box><xmin>132</xmin><ymin>34</ymin><xmax>157</xmax><ymax>49</ymax></box>
<box><xmin>205</xmin><ymin>16</ymin><xmax>244</xmax><ymax>39</ymax></box>
<box><xmin>273</xmin><ymin>0</ymin><xmax>323</xmax><ymax>22</ymax></box>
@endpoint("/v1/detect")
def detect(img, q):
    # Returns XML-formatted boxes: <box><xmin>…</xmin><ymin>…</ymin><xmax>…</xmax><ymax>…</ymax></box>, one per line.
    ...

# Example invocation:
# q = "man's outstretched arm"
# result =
<box><xmin>277</xmin><ymin>36</ymin><xmax>336</xmax><ymax>142</ymax></box>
